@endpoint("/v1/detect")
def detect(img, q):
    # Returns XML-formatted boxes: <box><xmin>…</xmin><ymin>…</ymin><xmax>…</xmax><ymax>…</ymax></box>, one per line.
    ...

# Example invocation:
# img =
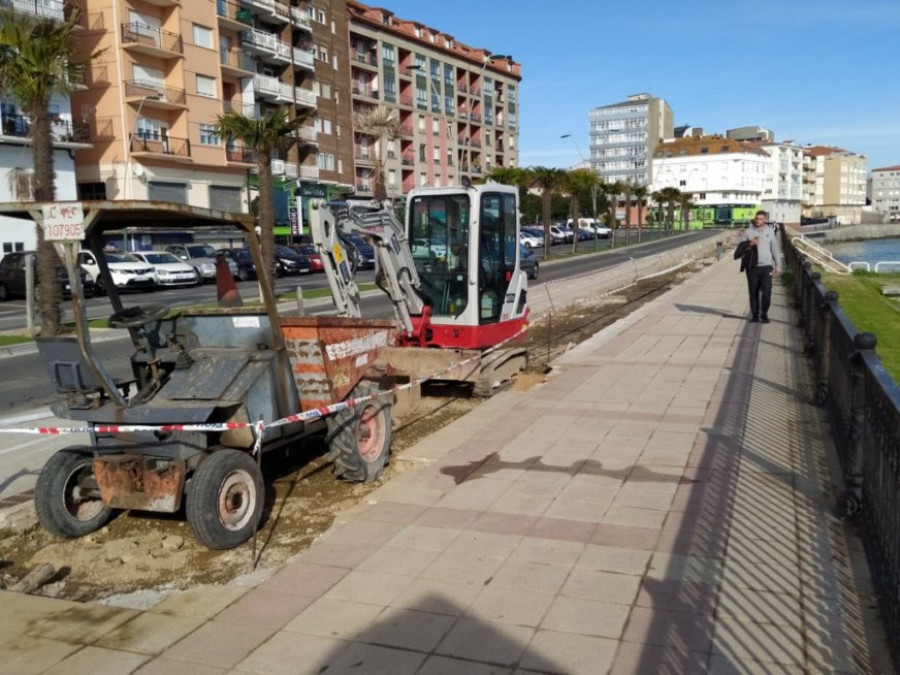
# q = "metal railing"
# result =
<box><xmin>1</xmin><ymin>113</ymin><xmax>90</xmax><ymax>143</ymax></box>
<box><xmin>226</xmin><ymin>146</ymin><xmax>256</xmax><ymax>163</ymax></box>
<box><xmin>129</xmin><ymin>132</ymin><xmax>190</xmax><ymax>158</ymax></box>
<box><xmin>123</xmin><ymin>80</ymin><xmax>187</xmax><ymax>106</ymax></box>
<box><xmin>786</xmin><ymin>236</ymin><xmax>900</xmax><ymax>666</ymax></box>
<box><xmin>121</xmin><ymin>22</ymin><xmax>183</xmax><ymax>55</ymax></box>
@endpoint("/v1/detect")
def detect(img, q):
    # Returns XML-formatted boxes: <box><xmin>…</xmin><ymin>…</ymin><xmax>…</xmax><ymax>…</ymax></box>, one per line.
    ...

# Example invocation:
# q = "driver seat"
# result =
<box><xmin>35</xmin><ymin>337</ymin><xmax>134</xmax><ymax>406</ymax></box>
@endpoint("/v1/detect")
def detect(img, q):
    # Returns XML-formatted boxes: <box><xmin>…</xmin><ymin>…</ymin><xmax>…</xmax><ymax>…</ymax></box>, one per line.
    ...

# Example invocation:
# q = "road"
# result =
<box><xmin>0</xmin><ymin>230</ymin><xmax>718</xmax><ymax>416</ymax></box>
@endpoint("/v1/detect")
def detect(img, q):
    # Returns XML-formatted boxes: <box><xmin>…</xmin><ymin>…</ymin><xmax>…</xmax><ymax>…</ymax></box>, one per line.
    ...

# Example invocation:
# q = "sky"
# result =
<box><xmin>376</xmin><ymin>0</ymin><xmax>900</xmax><ymax>172</ymax></box>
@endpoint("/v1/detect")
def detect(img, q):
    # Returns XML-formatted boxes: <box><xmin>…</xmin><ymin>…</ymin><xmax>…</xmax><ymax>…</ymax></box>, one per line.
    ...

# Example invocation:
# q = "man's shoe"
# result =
<box><xmin>750</xmin><ymin>316</ymin><xmax>759</xmax><ymax>323</ymax></box>
<box><xmin>761</xmin><ymin>316</ymin><xmax>770</xmax><ymax>324</ymax></box>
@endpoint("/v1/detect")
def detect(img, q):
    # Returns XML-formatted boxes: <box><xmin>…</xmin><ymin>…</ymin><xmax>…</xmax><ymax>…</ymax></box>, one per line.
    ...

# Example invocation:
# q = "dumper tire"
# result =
<box><xmin>326</xmin><ymin>381</ymin><xmax>392</xmax><ymax>483</ymax></box>
<box><xmin>186</xmin><ymin>449</ymin><xmax>263</xmax><ymax>550</ymax></box>
<box><xmin>35</xmin><ymin>447</ymin><xmax>116</xmax><ymax>538</ymax></box>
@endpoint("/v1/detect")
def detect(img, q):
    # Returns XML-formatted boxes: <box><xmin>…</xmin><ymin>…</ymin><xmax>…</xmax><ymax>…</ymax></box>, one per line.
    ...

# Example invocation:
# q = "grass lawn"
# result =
<box><xmin>0</xmin><ymin>334</ymin><xmax>33</xmax><ymax>347</ymax></box>
<box><xmin>821</xmin><ymin>271</ymin><xmax>900</xmax><ymax>380</ymax></box>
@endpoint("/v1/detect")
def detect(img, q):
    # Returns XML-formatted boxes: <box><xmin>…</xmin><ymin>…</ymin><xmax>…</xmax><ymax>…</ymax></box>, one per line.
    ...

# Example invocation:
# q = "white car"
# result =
<box><xmin>519</xmin><ymin>231</ymin><xmax>542</xmax><ymax>248</ymax></box>
<box><xmin>133</xmin><ymin>251</ymin><xmax>199</xmax><ymax>287</ymax></box>
<box><xmin>77</xmin><ymin>250</ymin><xmax>156</xmax><ymax>293</ymax></box>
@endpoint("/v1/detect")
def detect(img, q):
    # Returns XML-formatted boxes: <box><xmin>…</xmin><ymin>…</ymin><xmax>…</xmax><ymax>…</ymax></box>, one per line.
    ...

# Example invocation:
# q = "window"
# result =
<box><xmin>320</xmin><ymin>82</ymin><xmax>331</xmax><ymax>99</ymax></box>
<box><xmin>315</xmin><ymin>8</ymin><xmax>325</xmax><ymax>23</ymax></box>
<box><xmin>196</xmin><ymin>75</ymin><xmax>216</xmax><ymax>98</ymax></box>
<box><xmin>192</xmin><ymin>24</ymin><xmax>213</xmax><ymax>49</ymax></box>
<box><xmin>381</xmin><ymin>43</ymin><xmax>394</xmax><ymax>63</ymax></box>
<box><xmin>77</xmin><ymin>182</ymin><xmax>107</xmax><ymax>200</ymax></box>
<box><xmin>318</xmin><ymin>47</ymin><xmax>328</xmax><ymax>62</ymax></box>
<box><xmin>432</xmin><ymin>146</ymin><xmax>440</xmax><ymax>162</ymax></box>
<box><xmin>419</xmin><ymin>143</ymin><xmax>426</xmax><ymax>161</ymax></box>
<box><xmin>388</xmin><ymin>169</ymin><xmax>396</xmax><ymax>186</ymax></box>
<box><xmin>432</xmin><ymin>119</ymin><xmax>440</xmax><ymax>135</ymax></box>
<box><xmin>208</xmin><ymin>186</ymin><xmax>242</xmax><ymax>212</ymax></box>
<box><xmin>199</xmin><ymin>123</ymin><xmax>218</xmax><ymax>145</ymax></box>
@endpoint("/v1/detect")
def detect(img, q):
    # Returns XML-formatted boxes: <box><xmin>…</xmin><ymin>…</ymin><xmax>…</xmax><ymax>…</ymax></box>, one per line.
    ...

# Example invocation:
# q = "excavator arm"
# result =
<box><xmin>308</xmin><ymin>200</ymin><xmax>426</xmax><ymax>337</ymax></box>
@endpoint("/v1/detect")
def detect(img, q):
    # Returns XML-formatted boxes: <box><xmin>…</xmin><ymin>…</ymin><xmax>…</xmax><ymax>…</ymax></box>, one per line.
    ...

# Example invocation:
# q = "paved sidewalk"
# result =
<box><xmin>0</xmin><ymin>256</ymin><xmax>886</xmax><ymax>674</ymax></box>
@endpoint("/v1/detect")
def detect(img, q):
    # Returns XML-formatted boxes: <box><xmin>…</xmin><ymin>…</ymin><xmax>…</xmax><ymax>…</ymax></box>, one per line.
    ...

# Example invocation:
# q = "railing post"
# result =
<box><xmin>815</xmin><ymin>290</ymin><xmax>839</xmax><ymax>405</ymax></box>
<box><xmin>837</xmin><ymin>332</ymin><xmax>877</xmax><ymax>519</ymax></box>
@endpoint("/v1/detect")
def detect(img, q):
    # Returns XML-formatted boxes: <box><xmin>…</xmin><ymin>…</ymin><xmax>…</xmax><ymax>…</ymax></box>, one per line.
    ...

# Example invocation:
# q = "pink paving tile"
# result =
<box><xmin>529</xmin><ymin>516</ymin><xmax>597</xmax><ymax>543</ymax></box>
<box><xmin>469</xmin><ymin>511</ymin><xmax>539</xmax><ymax>536</ymax></box>
<box><xmin>610</xmin><ymin>640</ymin><xmax>709</xmax><ymax>674</ymax></box>
<box><xmin>215</xmin><ymin>589</ymin><xmax>317</xmax><ymax>630</ymax></box>
<box><xmin>163</xmin><ymin>620</ymin><xmax>273</xmax><ymax>669</ymax></box>
<box><xmin>357</xmin><ymin>500</ymin><xmax>428</xmax><ymax>524</ymax></box>
<box><xmin>416</xmin><ymin>506</ymin><xmax>482</xmax><ymax>530</ymax></box>
<box><xmin>257</xmin><ymin>561</ymin><xmax>350</xmax><ymax>596</ymax></box>
<box><xmin>622</xmin><ymin>606</ymin><xmax>714</xmax><ymax>652</ymax></box>
<box><xmin>590</xmin><ymin>524</ymin><xmax>659</xmax><ymax>550</ymax></box>
<box><xmin>134</xmin><ymin>657</ymin><xmax>226</xmax><ymax>675</ymax></box>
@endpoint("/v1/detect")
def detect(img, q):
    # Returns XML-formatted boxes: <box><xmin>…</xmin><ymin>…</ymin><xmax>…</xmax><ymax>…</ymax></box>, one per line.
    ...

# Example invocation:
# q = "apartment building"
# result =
<box><xmin>68</xmin><ymin>0</ymin><xmax>320</xmax><ymax>240</ymax></box>
<box><xmin>346</xmin><ymin>1</ymin><xmax>521</xmax><ymax>199</ymax></box>
<box><xmin>871</xmin><ymin>165</ymin><xmax>900</xmax><ymax>222</ymax></box>
<box><xmin>802</xmin><ymin>146</ymin><xmax>867</xmax><ymax>224</ymax></box>
<box><xmin>589</xmin><ymin>93</ymin><xmax>673</xmax><ymax>187</ymax></box>
<box><xmin>759</xmin><ymin>142</ymin><xmax>803</xmax><ymax>224</ymax></box>
<box><xmin>0</xmin><ymin>0</ymin><xmax>91</xmax><ymax>253</ymax></box>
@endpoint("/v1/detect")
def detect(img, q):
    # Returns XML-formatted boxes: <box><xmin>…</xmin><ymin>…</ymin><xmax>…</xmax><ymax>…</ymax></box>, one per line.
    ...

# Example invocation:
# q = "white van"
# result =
<box><xmin>568</xmin><ymin>218</ymin><xmax>611</xmax><ymax>239</ymax></box>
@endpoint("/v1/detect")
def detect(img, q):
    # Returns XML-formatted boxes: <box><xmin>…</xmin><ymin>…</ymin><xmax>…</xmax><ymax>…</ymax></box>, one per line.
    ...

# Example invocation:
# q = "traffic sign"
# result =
<box><xmin>41</xmin><ymin>202</ymin><xmax>85</xmax><ymax>241</ymax></box>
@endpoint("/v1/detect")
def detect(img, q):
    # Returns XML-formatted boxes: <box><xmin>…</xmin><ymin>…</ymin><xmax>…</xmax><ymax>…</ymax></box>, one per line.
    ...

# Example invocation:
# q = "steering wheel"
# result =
<box><xmin>108</xmin><ymin>304</ymin><xmax>172</xmax><ymax>329</ymax></box>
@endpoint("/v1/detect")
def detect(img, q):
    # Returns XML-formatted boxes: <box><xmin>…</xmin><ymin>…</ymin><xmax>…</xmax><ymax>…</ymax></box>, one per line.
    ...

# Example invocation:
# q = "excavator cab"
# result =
<box><xmin>405</xmin><ymin>183</ymin><xmax>528</xmax><ymax>349</ymax></box>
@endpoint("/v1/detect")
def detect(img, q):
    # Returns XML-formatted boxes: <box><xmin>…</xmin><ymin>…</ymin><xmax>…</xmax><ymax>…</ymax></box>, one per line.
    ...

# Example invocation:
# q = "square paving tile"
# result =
<box><xmin>511</xmin><ymin>536</ymin><xmax>584</xmax><ymax>567</ymax></box>
<box><xmin>590</xmin><ymin>524</ymin><xmax>659</xmax><ymax>550</ymax></box>
<box><xmin>609</xmin><ymin>640</ymin><xmax>709</xmax><ymax>675</ymax></box>
<box><xmin>418</xmin><ymin>654</ymin><xmax>512</xmax><ymax>674</ymax></box>
<box><xmin>423</xmin><ymin>551</ymin><xmax>508</xmax><ymax>586</ymax></box>
<box><xmin>389</xmin><ymin>577</ymin><xmax>480</xmax><ymax>616</ymax></box>
<box><xmin>387</xmin><ymin>524</ymin><xmax>461</xmax><ymax>551</ymax></box>
<box><xmin>355</xmin><ymin>544</ymin><xmax>442</xmax><ymax>577</ymax></box>
<box><xmin>445</xmin><ymin>530</ymin><xmax>522</xmax><ymax>558</ymax></box>
<box><xmin>711</xmin><ymin>618</ymin><xmax>805</xmax><ymax>667</ymax></box>
<box><xmin>357</xmin><ymin>606</ymin><xmax>456</xmax><ymax>652</ymax></box>
<box><xmin>529</xmin><ymin>516</ymin><xmax>597</xmax><ymax>543</ymax></box>
<box><xmin>487</xmin><ymin>558</ymin><xmax>571</xmax><ymax>595</ymax></box>
<box><xmin>518</xmin><ymin>629</ymin><xmax>618</xmax><ymax>674</ymax></box>
<box><xmin>635</xmin><ymin>577</ymin><xmax>718</xmax><ymax>615</ymax></box>
<box><xmin>560</xmin><ymin>568</ymin><xmax>641</xmax><ymax>606</ymax></box>
<box><xmin>163</xmin><ymin>620</ymin><xmax>273</xmax><ymax>669</ymax></box>
<box><xmin>233</xmin><ymin>632</ymin><xmax>344</xmax><ymax>675</ymax></box>
<box><xmin>540</xmin><ymin>596</ymin><xmax>630</xmax><ymax>639</ymax></box>
<box><xmin>322</xmin><ymin>569</ymin><xmax>414</xmax><ymax>606</ymax></box>
<box><xmin>576</xmin><ymin>544</ymin><xmax>651</xmax><ymax>575</ymax></box>
<box><xmin>466</xmin><ymin>586</ymin><xmax>554</xmax><ymax>627</ymax></box>
<box><xmin>95</xmin><ymin>613</ymin><xmax>206</xmax><ymax>655</ymax></box>
<box><xmin>282</xmin><ymin>598</ymin><xmax>385</xmax><ymax>640</ymax></box>
<box><xmin>321</xmin><ymin>641</ymin><xmax>426</xmax><ymax>675</ymax></box>
<box><xmin>622</xmin><ymin>606</ymin><xmax>714</xmax><ymax>652</ymax></box>
<box><xmin>603</xmin><ymin>504</ymin><xmax>667</xmax><ymax>530</ymax></box>
<box><xmin>134</xmin><ymin>657</ymin><xmax>226</xmax><ymax>675</ymax></box>
<box><xmin>152</xmin><ymin>585</ymin><xmax>249</xmax><ymax>619</ymax></box>
<box><xmin>0</xmin><ymin>635</ymin><xmax>83</xmax><ymax>675</ymax></box>
<box><xmin>436</xmin><ymin>617</ymin><xmax>533</xmax><ymax>668</ymax></box>
<box><xmin>23</xmin><ymin>603</ymin><xmax>138</xmax><ymax>644</ymax></box>
<box><xmin>214</xmin><ymin>588</ymin><xmax>316</xmax><ymax>631</ymax></box>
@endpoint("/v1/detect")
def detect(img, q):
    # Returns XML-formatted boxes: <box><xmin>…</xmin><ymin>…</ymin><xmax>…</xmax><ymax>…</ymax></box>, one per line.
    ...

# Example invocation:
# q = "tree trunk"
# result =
<box><xmin>637</xmin><ymin>199</ymin><xmax>643</xmax><ymax>243</ymax></box>
<box><xmin>30</xmin><ymin>111</ymin><xmax>62</xmax><ymax>336</ymax></box>
<box><xmin>256</xmin><ymin>151</ymin><xmax>277</xmax><ymax>295</ymax></box>
<box><xmin>569</xmin><ymin>194</ymin><xmax>579</xmax><ymax>255</ymax></box>
<box><xmin>373</xmin><ymin>136</ymin><xmax>387</xmax><ymax>203</ymax></box>
<box><xmin>542</xmin><ymin>192</ymin><xmax>551</xmax><ymax>259</ymax></box>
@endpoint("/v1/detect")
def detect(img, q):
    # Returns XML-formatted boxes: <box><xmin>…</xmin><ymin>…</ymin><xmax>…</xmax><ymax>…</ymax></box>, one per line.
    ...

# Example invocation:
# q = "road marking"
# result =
<box><xmin>0</xmin><ymin>409</ymin><xmax>55</xmax><ymax>426</ymax></box>
<box><xmin>0</xmin><ymin>434</ymin><xmax>83</xmax><ymax>456</ymax></box>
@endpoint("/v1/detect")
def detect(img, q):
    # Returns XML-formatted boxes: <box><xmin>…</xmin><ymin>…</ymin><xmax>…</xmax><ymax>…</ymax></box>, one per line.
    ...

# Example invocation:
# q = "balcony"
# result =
<box><xmin>290</xmin><ymin>5</ymin><xmax>312</xmax><ymax>31</ymax></box>
<box><xmin>253</xmin><ymin>74</ymin><xmax>293</xmax><ymax>103</ymax></box>
<box><xmin>398</xmin><ymin>123</ymin><xmax>413</xmax><ymax>138</ymax></box>
<box><xmin>354</xmin><ymin>150</ymin><xmax>374</xmax><ymax>164</ymax></box>
<box><xmin>219</xmin><ymin>47</ymin><xmax>254</xmax><ymax>77</ymax></box>
<box><xmin>292</xmin><ymin>47</ymin><xmax>314</xmax><ymax>71</ymax></box>
<box><xmin>241</xmin><ymin>0</ymin><xmax>289</xmax><ymax>25</ymax></box>
<box><xmin>241</xmin><ymin>28</ymin><xmax>292</xmax><ymax>64</ymax></box>
<box><xmin>470</xmin><ymin>113</ymin><xmax>482</xmax><ymax>123</ymax></box>
<box><xmin>223</xmin><ymin>101</ymin><xmax>257</xmax><ymax>117</ymax></box>
<box><xmin>129</xmin><ymin>132</ymin><xmax>191</xmax><ymax>160</ymax></box>
<box><xmin>121</xmin><ymin>23</ymin><xmax>184</xmax><ymax>59</ymax></box>
<box><xmin>138</xmin><ymin>0</ymin><xmax>180</xmax><ymax>6</ymax></box>
<box><xmin>4</xmin><ymin>0</ymin><xmax>68</xmax><ymax>22</ymax></box>
<box><xmin>271</xmin><ymin>159</ymin><xmax>298</xmax><ymax>178</ymax></box>
<box><xmin>399</xmin><ymin>94</ymin><xmax>413</xmax><ymax>108</ymax></box>
<box><xmin>458</xmin><ymin>82</ymin><xmax>468</xmax><ymax>94</ymax></box>
<box><xmin>351</xmin><ymin>85</ymin><xmax>379</xmax><ymax>101</ymax></box>
<box><xmin>355</xmin><ymin>181</ymin><xmax>372</xmax><ymax>193</ymax></box>
<box><xmin>124</xmin><ymin>80</ymin><xmax>188</xmax><ymax>108</ymax></box>
<box><xmin>216</xmin><ymin>0</ymin><xmax>253</xmax><ymax>30</ymax></box>
<box><xmin>295</xmin><ymin>126</ymin><xmax>317</xmax><ymax>145</ymax></box>
<box><xmin>353</xmin><ymin>52</ymin><xmax>378</xmax><ymax>69</ymax></box>
<box><xmin>0</xmin><ymin>113</ymin><xmax>92</xmax><ymax>148</ymax></box>
<box><xmin>401</xmin><ymin>154</ymin><xmax>414</xmax><ymax>167</ymax></box>
<box><xmin>226</xmin><ymin>145</ymin><xmax>256</xmax><ymax>164</ymax></box>
<box><xmin>298</xmin><ymin>165</ymin><xmax>318</xmax><ymax>179</ymax></box>
<box><xmin>294</xmin><ymin>87</ymin><xmax>316</xmax><ymax>109</ymax></box>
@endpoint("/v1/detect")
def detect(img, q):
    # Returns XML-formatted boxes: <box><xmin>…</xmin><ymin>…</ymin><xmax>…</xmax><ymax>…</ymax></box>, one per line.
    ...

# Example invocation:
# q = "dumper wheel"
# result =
<box><xmin>186</xmin><ymin>449</ymin><xmax>263</xmax><ymax>550</ymax></box>
<box><xmin>35</xmin><ymin>447</ymin><xmax>116</xmax><ymax>538</ymax></box>
<box><xmin>326</xmin><ymin>381</ymin><xmax>392</xmax><ymax>482</ymax></box>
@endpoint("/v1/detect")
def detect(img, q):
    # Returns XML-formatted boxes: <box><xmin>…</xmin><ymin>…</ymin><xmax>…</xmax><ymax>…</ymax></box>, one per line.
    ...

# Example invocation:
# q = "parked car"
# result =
<box><xmin>346</xmin><ymin>235</ymin><xmax>375</xmax><ymax>269</ymax></box>
<box><xmin>411</xmin><ymin>238</ymin><xmax>448</xmax><ymax>261</ymax></box>
<box><xmin>165</xmin><ymin>243</ymin><xmax>237</xmax><ymax>282</ymax></box>
<box><xmin>519</xmin><ymin>230</ymin><xmax>542</xmax><ymax>249</ymax></box>
<box><xmin>519</xmin><ymin>244</ymin><xmax>540</xmax><ymax>280</ymax></box>
<box><xmin>291</xmin><ymin>244</ymin><xmax>324</xmax><ymax>272</ymax></box>
<box><xmin>77</xmin><ymin>250</ymin><xmax>156</xmax><ymax>293</ymax></box>
<box><xmin>274</xmin><ymin>245</ymin><xmax>311</xmax><ymax>275</ymax></box>
<box><xmin>132</xmin><ymin>251</ymin><xmax>199</xmax><ymax>287</ymax></box>
<box><xmin>521</xmin><ymin>227</ymin><xmax>545</xmax><ymax>248</ymax></box>
<box><xmin>547</xmin><ymin>225</ymin><xmax>567</xmax><ymax>245</ymax></box>
<box><xmin>220</xmin><ymin>248</ymin><xmax>257</xmax><ymax>281</ymax></box>
<box><xmin>0</xmin><ymin>250</ymin><xmax>94</xmax><ymax>301</ymax></box>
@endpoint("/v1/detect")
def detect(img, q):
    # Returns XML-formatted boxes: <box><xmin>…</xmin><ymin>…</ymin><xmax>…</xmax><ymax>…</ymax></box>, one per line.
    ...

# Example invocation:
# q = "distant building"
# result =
<box><xmin>871</xmin><ymin>165</ymin><xmax>900</xmax><ymax>222</ymax></box>
<box><xmin>651</xmin><ymin>135</ymin><xmax>768</xmax><ymax>226</ymax></box>
<box><xmin>802</xmin><ymin>146</ymin><xmax>867</xmax><ymax>224</ymax></box>
<box><xmin>589</xmin><ymin>93</ymin><xmax>673</xmax><ymax>187</ymax></box>
<box><xmin>727</xmin><ymin>126</ymin><xmax>774</xmax><ymax>143</ymax></box>
<box><xmin>759</xmin><ymin>142</ymin><xmax>804</xmax><ymax>224</ymax></box>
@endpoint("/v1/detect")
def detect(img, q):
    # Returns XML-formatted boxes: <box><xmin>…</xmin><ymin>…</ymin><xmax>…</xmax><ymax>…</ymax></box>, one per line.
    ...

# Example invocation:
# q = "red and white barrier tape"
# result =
<box><xmin>0</xmin><ymin>323</ymin><xmax>531</xmax><ymax>437</ymax></box>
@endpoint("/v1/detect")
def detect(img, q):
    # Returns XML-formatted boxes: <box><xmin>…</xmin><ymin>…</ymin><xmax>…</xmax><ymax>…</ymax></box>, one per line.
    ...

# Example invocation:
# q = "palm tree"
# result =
<box><xmin>679</xmin><ymin>193</ymin><xmax>696</xmax><ymax>231</ymax></box>
<box><xmin>564</xmin><ymin>169</ymin><xmax>599</xmax><ymax>254</ymax></box>
<box><xmin>0</xmin><ymin>7</ymin><xmax>99</xmax><ymax>335</ymax></box>
<box><xmin>623</xmin><ymin>182</ymin><xmax>634</xmax><ymax>230</ymax></box>
<box><xmin>656</xmin><ymin>187</ymin><xmax>682</xmax><ymax>232</ymax></box>
<box><xmin>633</xmin><ymin>185</ymin><xmax>648</xmax><ymax>242</ymax></box>
<box><xmin>213</xmin><ymin>106</ymin><xmax>298</xmax><ymax>290</ymax></box>
<box><xmin>354</xmin><ymin>104</ymin><xmax>399</xmax><ymax>203</ymax></box>
<box><xmin>487</xmin><ymin>166</ymin><xmax>529</xmax><ymax>188</ymax></box>
<box><xmin>602</xmin><ymin>180</ymin><xmax>626</xmax><ymax>244</ymax></box>
<box><xmin>528</xmin><ymin>166</ymin><xmax>567</xmax><ymax>258</ymax></box>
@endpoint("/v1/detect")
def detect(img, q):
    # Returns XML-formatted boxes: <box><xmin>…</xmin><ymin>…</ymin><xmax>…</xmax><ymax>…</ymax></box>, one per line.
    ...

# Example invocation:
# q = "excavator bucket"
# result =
<box><xmin>280</xmin><ymin>317</ymin><xmax>396</xmax><ymax>410</ymax></box>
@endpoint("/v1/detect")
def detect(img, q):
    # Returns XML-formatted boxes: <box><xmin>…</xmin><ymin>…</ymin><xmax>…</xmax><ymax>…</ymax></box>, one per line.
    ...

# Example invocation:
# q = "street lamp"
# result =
<box><xmin>125</xmin><ymin>92</ymin><xmax>160</xmax><ymax>242</ymax></box>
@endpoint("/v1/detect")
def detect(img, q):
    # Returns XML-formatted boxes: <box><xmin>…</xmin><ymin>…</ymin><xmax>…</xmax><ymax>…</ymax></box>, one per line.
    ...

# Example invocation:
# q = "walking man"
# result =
<box><xmin>741</xmin><ymin>210</ymin><xmax>783</xmax><ymax>323</ymax></box>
